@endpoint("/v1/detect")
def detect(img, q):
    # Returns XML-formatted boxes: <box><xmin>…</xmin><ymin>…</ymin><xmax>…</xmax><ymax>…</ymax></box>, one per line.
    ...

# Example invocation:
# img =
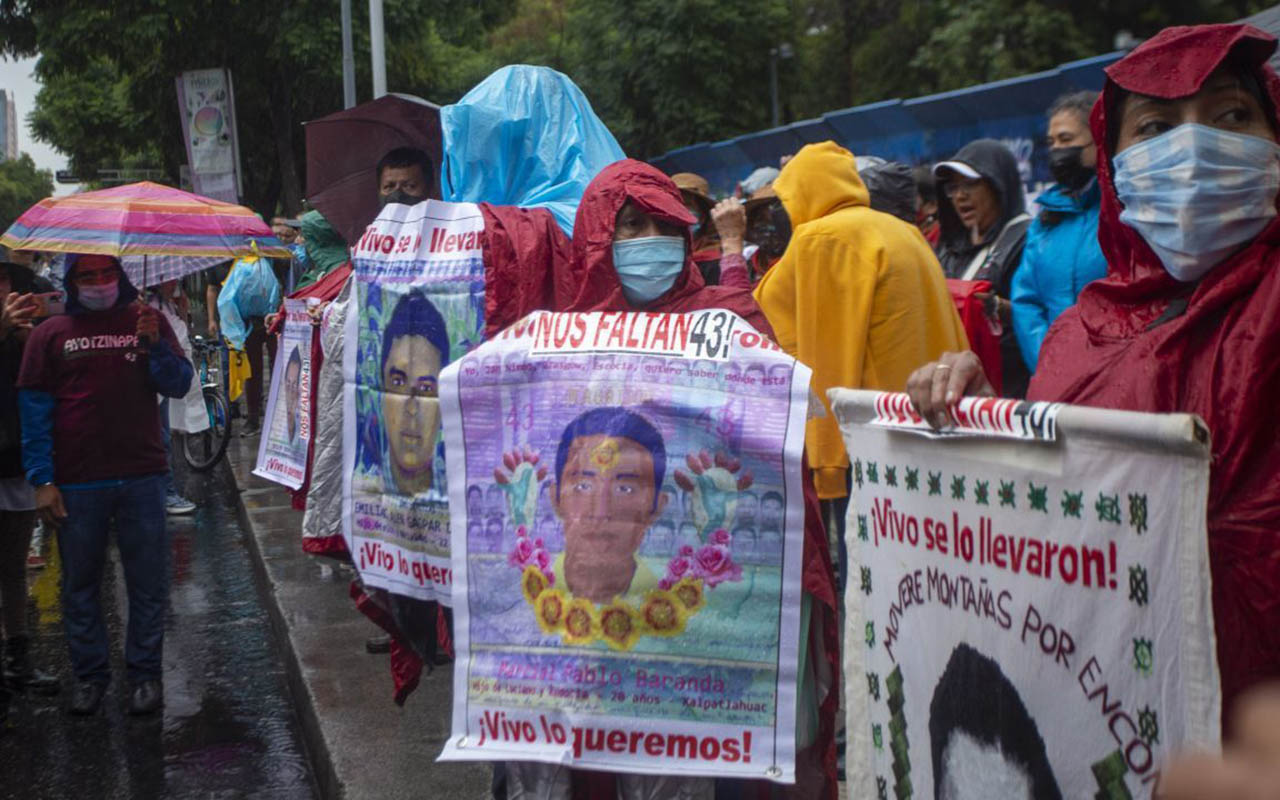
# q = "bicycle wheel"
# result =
<box><xmin>182</xmin><ymin>387</ymin><xmax>232</xmax><ymax>471</ymax></box>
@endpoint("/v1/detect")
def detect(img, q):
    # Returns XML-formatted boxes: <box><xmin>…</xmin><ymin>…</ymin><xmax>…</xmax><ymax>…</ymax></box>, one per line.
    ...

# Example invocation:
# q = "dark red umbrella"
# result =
<box><xmin>304</xmin><ymin>94</ymin><xmax>442</xmax><ymax>244</ymax></box>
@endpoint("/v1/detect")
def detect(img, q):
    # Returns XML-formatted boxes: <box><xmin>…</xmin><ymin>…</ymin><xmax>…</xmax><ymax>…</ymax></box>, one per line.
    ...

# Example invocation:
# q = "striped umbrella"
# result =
<box><xmin>120</xmin><ymin>254</ymin><xmax>237</xmax><ymax>289</ymax></box>
<box><xmin>1</xmin><ymin>181</ymin><xmax>290</xmax><ymax>286</ymax></box>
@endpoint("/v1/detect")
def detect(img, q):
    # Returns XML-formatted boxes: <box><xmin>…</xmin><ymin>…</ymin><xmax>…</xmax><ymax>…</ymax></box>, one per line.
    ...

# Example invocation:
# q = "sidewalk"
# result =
<box><xmin>225</xmin><ymin>435</ymin><xmax>492</xmax><ymax>800</ymax></box>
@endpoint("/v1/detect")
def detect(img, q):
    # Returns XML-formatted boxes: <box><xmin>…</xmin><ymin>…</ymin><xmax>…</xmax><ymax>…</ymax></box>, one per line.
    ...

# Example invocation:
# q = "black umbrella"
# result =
<box><xmin>304</xmin><ymin>94</ymin><xmax>442</xmax><ymax>245</ymax></box>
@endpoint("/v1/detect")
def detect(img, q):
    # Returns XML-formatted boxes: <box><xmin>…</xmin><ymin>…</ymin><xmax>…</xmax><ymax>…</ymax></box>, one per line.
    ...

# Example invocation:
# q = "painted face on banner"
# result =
<box><xmin>761</xmin><ymin>492</ymin><xmax>784</xmax><ymax>530</ymax></box>
<box><xmin>285</xmin><ymin>359</ymin><xmax>302</xmax><ymax>441</ymax></box>
<box><xmin>553</xmin><ymin>434</ymin><xmax>668</xmax><ymax>603</ymax></box>
<box><xmin>381</xmin><ymin>333</ymin><xmax>443</xmax><ymax>495</ymax></box>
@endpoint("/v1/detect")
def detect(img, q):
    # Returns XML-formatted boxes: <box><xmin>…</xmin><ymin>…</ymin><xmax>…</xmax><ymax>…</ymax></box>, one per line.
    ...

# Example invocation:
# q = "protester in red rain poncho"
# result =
<box><xmin>907</xmin><ymin>24</ymin><xmax>1280</xmax><ymax>730</ymax></box>
<box><xmin>507</xmin><ymin>158</ymin><xmax>837</xmax><ymax>799</ymax></box>
<box><xmin>565</xmin><ymin>159</ymin><xmax>774</xmax><ymax>329</ymax></box>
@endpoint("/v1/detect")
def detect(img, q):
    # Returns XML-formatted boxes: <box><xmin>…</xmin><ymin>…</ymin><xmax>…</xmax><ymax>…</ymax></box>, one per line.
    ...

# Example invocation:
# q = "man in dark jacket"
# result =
<box><xmin>0</xmin><ymin>262</ymin><xmax>61</xmax><ymax>724</ymax></box>
<box><xmin>17</xmin><ymin>253</ymin><xmax>193</xmax><ymax>716</ymax></box>
<box><xmin>934</xmin><ymin>139</ymin><xmax>1033</xmax><ymax>397</ymax></box>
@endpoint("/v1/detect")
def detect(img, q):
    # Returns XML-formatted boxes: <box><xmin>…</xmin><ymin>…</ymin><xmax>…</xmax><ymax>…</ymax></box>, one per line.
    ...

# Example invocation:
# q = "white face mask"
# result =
<box><xmin>78</xmin><ymin>281</ymin><xmax>120</xmax><ymax>311</ymax></box>
<box><xmin>611</xmin><ymin>236</ymin><xmax>686</xmax><ymax>306</ymax></box>
<box><xmin>1113</xmin><ymin>123</ymin><xmax>1280</xmax><ymax>282</ymax></box>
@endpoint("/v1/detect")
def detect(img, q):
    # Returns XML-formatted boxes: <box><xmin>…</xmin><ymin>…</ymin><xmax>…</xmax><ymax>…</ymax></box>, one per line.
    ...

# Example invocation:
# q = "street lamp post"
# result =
<box><xmin>369</xmin><ymin>0</ymin><xmax>387</xmax><ymax>99</ymax></box>
<box><xmin>341</xmin><ymin>0</ymin><xmax>356</xmax><ymax>108</ymax></box>
<box><xmin>769</xmin><ymin>43</ymin><xmax>794</xmax><ymax>128</ymax></box>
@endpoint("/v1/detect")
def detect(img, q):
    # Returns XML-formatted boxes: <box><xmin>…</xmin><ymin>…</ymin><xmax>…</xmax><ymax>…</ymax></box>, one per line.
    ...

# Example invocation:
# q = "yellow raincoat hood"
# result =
<box><xmin>773</xmin><ymin>141</ymin><xmax>870</xmax><ymax>227</ymax></box>
<box><xmin>756</xmin><ymin>142</ymin><xmax>967</xmax><ymax>499</ymax></box>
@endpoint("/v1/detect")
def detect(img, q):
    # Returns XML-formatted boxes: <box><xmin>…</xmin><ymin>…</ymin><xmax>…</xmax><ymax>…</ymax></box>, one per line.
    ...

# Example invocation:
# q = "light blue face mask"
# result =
<box><xmin>1113</xmin><ymin>123</ymin><xmax>1280</xmax><ymax>282</ymax></box>
<box><xmin>612</xmin><ymin>235</ymin><xmax>686</xmax><ymax>306</ymax></box>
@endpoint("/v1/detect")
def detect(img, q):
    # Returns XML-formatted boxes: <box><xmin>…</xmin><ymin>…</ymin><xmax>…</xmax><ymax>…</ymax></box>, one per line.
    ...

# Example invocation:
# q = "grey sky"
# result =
<box><xmin>0</xmin><ymin>54</ymin><xmax>77</xmax><ymax>196</ymax></box>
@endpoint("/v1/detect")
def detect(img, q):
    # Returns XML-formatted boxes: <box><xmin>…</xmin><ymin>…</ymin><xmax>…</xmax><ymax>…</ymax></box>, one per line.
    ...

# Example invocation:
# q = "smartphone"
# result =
<box><xmin>31</xmin><ymin>291</ymin><xmax>65</xmax><ymax>317</ymax></box>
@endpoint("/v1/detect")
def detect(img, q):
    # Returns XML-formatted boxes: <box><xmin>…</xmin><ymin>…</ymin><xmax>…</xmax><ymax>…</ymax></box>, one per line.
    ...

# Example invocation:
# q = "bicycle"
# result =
<box><xmin>182</xmin><ymin>335</ymin><xmax>233</xmax><ymax>471</ymax></box>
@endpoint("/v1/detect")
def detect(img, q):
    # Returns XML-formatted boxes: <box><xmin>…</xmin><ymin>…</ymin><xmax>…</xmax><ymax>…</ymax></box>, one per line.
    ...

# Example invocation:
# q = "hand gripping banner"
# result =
<box><xmin>438</xmin><ymin>310</ymin><xmax>811</xmax><ymax>782</ymax></box>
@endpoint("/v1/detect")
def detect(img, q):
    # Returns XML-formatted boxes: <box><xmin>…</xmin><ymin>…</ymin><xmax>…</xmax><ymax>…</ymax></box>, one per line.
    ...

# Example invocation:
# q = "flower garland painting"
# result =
<box><xmin>510</xmin><ymin>525</ymin><xmax>740</xmax><ymax>651</ymax></box>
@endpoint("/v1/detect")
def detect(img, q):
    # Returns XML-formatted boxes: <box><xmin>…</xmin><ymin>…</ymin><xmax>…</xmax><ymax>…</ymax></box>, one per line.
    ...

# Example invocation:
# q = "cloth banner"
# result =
<box><xmin>175</xmin><ymin>68</ymin><xmax>241</xmax><ymax>203</ymax></box>
<box><xmin>437</xmin><ymin>310</ymin><xmax>810</xmax><ymax>782</ymax></box>
<box><xmin>832</xmin><ymin>389</ymin><xmax>1218</xmax><ymax>800</ymax></box>
<box><xmin>252</xmin><ymin>299</ymin><xmax>314</xmax><ymax>489</ymax></box>
<box><xmin>342</xmin><ymin>200</ymin><xmax>486</xmax><ymax>602</ymax></box>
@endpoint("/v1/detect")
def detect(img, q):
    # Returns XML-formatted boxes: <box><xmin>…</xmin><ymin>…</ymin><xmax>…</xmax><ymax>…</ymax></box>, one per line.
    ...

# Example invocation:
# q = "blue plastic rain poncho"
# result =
<box><xmin>217</xmin><ymin>255</ymin><xmax>282</xmax><ymax>350</ymax></box>
<box><xmin>440</xmin><ymin>65</ymin><xmax>625</xmax><ymax>236</ymax></box>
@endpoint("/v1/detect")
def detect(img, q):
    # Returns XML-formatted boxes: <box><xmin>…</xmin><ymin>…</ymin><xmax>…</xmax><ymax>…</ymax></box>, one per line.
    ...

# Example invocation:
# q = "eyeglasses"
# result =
<box><xmin>943</xmin><ymin>179</ymin><xmax>985</xmax><ymax>198</ymax></box>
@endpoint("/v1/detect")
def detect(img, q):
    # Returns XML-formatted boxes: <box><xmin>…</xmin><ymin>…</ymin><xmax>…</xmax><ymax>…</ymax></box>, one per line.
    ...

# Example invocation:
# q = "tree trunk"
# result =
<box><xmin>839</xmin><ymin>0</ymin><xmax>857</xmax><ymax>106</ymax></box>
<box><xmin>268</xmin><ymin>80</ymin><xmax>304</xmax><ymax>217</ymax></box>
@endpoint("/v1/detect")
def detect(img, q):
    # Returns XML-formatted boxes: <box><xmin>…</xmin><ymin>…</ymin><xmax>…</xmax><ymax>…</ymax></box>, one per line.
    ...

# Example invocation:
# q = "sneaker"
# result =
<box><xmin>240</xmin><ymin>419</ymin><xmax>261</xmax><ymax>438</ymax></box>
<box><xmin>67</xmin><ymin>681</ymin><xmax>106</xmax><ymax>716</ymax></box>
<box><xmin>165</xmin><ymin>495</ymin><xmax>197</xmax><ymax>516</ymax></box>
<box><xmin>25</xmin><ymin>553</ymin><xmax>45</xmax><ymax>570</ymax></box>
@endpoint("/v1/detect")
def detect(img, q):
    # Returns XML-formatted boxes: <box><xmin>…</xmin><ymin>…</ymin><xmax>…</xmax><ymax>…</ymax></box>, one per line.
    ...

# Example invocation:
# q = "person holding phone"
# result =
<box><xmin>17</xmin><ymin>253</ymin><xmax>192</xmax><ymax>717</ymax></box>
<box><xmin>0</xmin><ymin>260</ymin><xmax>61</xmax><ymax>702</ymax></box>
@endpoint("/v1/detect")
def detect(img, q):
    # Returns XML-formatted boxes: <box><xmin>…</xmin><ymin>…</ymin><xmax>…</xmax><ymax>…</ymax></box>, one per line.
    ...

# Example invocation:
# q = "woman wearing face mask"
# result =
<box><xmin>500</xmin><ymin>159</ymin><xmax>840</xmax><ymax>799</ymax></box>
<box><xmin>1009</xmin><ymin>91</ymin><xmax>1109</xmax><ymax>373</ymax></box>
<box><xmin>906</xmin><ymin>23</ymin><xmax>1280</xmax><ymax>729</ymax></box>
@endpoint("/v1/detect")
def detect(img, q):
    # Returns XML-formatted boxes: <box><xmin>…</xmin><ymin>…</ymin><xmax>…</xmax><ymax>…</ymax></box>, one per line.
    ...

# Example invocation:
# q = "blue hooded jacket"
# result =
<box><xmin>1010</xmin><ymin>180</ymin><xmax>1108</xmax><ymax>371</ymax></box>
<box><xmin>440</xmin><ymin>65</ymin><xmax>625</xmax><ymax>237</ymax></box>
<box><xmin>19</xmin><ymin>254</ymin><xmax>193</xmax><ymax>487</ymax></box>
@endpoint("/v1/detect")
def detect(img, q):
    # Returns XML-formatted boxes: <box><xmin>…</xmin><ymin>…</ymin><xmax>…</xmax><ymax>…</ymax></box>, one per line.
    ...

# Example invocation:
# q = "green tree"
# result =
<box><xmin>910</xmin><ymin>0</ymin><xmax>1093</xmax><ymax>91</ymax></box>
<box><xmin>0</xmin><ymin>154</ymin><xmax>55</xmax><ymax>232</ymax></box>
<box><xmin>1</xmin><ymin>0</ymin><xmax>516</xmax><ymax>218</ymax></box>
<box><xmin>564</xmin><ymin>0</ymin><xmax>789</xmax><ymax>157</ymax></box>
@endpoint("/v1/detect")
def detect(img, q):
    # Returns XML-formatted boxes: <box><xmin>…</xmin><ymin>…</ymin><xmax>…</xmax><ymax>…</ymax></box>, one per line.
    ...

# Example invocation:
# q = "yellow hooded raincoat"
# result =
<box><xmin>755</xmin><ymin>142</ymin><xmax>968</xmax><ymax>499</ymax></box>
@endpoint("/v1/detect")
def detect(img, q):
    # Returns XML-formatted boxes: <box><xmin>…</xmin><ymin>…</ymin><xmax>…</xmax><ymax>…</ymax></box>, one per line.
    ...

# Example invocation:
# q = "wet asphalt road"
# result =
<box><xmin>0</xmin><ymin>459</ymin><xmax>316</xmax><ymax>800</ymax></box>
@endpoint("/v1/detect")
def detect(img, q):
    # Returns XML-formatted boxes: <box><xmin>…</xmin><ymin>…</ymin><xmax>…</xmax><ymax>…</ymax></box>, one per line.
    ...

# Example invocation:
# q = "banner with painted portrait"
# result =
<box><xmin>832</xmin><ymin>389</ymin><xmax>1219</xmax><ymax>800</ymax></box>
<box><xmin>437</xmin><ymin>310</ymin><xmax>811</xmax><ymax>782</ymax></box>
<box><xmin>342</xmin><ymin>200</ymin><xmax>486</xmax><ymax>602</ymax></box>
<box><xmin>253</xmin><ymin>298</ymin><xmax>313</xmax><ymax>489</ymax></box>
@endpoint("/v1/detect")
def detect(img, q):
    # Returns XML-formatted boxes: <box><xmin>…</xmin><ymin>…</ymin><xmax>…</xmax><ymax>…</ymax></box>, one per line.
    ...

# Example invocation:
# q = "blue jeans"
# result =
<box><xmin>57</xmin><ymin>474</ymin><xmax>169</xmax><ymax>685</ymax></box>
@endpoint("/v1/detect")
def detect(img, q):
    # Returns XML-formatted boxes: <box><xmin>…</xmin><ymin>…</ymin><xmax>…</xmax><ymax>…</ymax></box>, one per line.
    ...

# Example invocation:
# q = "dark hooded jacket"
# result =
<box><xmin>859</xmin><ymin>161</ymin><xmax>918</xmax><ymax>223</ymax></box>
<box><xmin>936</xmin><ymin>139</ymin><xmax>1032</xmax><ymax>396</ymax></box>
<box><xmin>1030</xmin><ymin>23</ymin><xmax>1280</xmax><ymax>724</ymax></box>
<box><xmin>0</xmin><ymin>264</ymin><xmax>53</xmax><ymax>479</ymax></box>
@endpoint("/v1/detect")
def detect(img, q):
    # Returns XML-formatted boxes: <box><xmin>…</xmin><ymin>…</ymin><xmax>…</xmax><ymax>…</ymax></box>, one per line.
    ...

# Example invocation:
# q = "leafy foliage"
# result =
<box><xmin>0</xmin><ymin>153</ymin><xmax>55</xmax><ymax>232</ymax></box>
<box><xmin>3</xmin><ymin>0</ymin><xmax>1276</xmax><ymax>207</ymax></box>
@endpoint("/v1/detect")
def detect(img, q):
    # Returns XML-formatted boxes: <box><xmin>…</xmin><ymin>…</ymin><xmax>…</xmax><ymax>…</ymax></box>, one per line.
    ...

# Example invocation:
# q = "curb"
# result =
<box><xmin>223</xmin><ymin>451</ymin><xmax>344</xmax><ymax>800</ymax></box>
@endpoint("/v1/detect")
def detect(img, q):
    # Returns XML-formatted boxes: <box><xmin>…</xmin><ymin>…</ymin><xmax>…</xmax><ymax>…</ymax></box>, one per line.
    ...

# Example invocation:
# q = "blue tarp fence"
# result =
<box><xmin>649</xmin><ymin>52</ymin><xmax>1123</xmax><ymax>199</ymax></box>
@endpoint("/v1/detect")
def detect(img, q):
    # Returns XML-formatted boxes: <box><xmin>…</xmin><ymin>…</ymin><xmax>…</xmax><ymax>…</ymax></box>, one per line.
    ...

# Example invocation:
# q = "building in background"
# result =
<box><xmin>0</xmin><ymin>90</ymin><xmax>16</xmax><ymax>161</ymax></box>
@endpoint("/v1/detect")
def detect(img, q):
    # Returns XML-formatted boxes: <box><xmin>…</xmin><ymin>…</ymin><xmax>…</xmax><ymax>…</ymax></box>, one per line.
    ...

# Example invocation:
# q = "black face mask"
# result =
<box><xmin>1048</xmin><ymin>146</ymin><xmax>1094</xmax><ymax>192</ymax></box>
<box><xmin>380</xmin><ymin>189</ymin><xmax>427</xmax><ymax>207</ymax></box>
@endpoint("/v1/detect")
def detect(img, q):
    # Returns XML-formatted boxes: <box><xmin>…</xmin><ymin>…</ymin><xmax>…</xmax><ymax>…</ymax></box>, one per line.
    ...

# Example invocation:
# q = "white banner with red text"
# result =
<box><xmin>438</xmin><ymin>310</ymin><xmax>811</xmax><ymax>781</ymax></box>
<box><xmin>253</xmin><ymin>299</ymin><xmax>313</xmax><ymax>489</ymax></box>
<box><xmin>833</xmin><ymin>389</ymin><xmax>1218</xmax><ymax>800</ymax></box>
<box><xmin>342</xmin><ymin>200</ymin><xmax>486</xmax><ymax>603</ymax></box>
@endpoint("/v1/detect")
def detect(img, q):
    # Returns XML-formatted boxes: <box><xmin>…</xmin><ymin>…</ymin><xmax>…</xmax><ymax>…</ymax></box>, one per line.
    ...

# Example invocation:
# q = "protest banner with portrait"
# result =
<box><xmin>832</xmin><ymin>389</ymin><xmax>1218</xmax><ymax>800</ymax></box>
<box><xmin>437</xmin><ymin>310</ymin><xmax>811</xmax><ymax>782</ymax></box>
<box><xmin>342</xmin><ymin>200</ymin><xmax>486</xmax><ymax>602</ymax></box>
<box><xmin>253</xmin><ymin>298</ymin><xmax>313</xmax><ymax>489</ymax></box>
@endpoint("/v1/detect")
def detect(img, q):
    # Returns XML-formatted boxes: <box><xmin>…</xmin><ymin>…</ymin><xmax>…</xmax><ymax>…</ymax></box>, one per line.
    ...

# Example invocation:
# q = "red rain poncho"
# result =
<box><xmin>560</xmin><ymin>159</ymin><xmax>839</xmax><ymax>799</ymax></box>
<box><xmin>1029</xmin><ymin>24</ymin><xmax>1280</xmax><ymax>723</ymax></box>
